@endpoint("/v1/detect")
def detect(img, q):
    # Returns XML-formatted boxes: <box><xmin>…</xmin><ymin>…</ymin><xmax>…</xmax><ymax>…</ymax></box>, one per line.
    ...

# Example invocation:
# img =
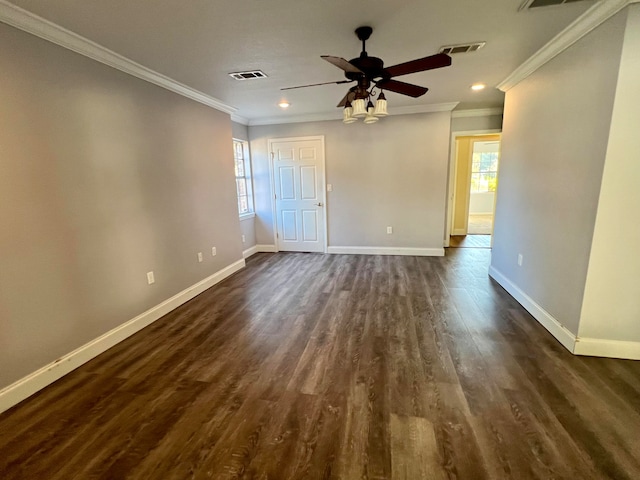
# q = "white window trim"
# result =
<box><xmin>233</xmin><ymin>138</ymin><xmax>254</xmax><ymax>217</ymax></box>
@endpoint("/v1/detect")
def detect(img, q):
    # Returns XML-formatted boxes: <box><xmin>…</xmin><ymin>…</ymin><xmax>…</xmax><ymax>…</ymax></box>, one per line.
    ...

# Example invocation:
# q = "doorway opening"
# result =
<box><xmin>448</xmin><ymin>133</ymin><xmax>501</xmax><ymax>248</ymax></box>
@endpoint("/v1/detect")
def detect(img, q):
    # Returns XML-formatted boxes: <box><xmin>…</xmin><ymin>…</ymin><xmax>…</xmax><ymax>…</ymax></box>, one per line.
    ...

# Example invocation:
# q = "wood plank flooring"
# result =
<box><xmin>1</xmin><ymin>249</ymin><xmax>640</xmax><ymax>479</ymax></box>
<box><xmin>449</xmin><ymin>234</ymin><xmax>492</xmax><ymax>248</ymax></box>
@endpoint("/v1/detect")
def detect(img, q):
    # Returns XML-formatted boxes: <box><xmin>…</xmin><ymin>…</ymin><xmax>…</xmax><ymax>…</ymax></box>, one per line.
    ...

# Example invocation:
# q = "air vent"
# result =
<box><xmin>520</xmin><ymin>0</ymin><xmax>586</xmax><ymax>10</ymax></box>
<box><xmin>228</xmin><ymin>70</ymin><xmax>268</xmax><ymax>80</ymax></box>
<box><xmin>438</xmin><ymin>42</ymin><xmax>486</xmax><ymax>55</ymax></box>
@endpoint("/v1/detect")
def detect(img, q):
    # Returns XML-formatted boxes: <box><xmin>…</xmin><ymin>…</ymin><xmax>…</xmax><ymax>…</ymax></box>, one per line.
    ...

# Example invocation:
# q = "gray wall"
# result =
<box><xmin>249</xmin><ymin>112</ymin><xmax>452</xmax><ymax>249</ymax></box>
<box><xmin>451</xmin><ymin>114</ymin><xmax>503</xmax><ymax>133</ymax></box>
<box><xmin>231</xmin><ymin>121</ymin><xmax>257</xmax><ymax>250</ymax></box>
<box><xmin>232</xmin><ymin>121</ymin><xmax>249</xmax><ymax>141</ymax></box>
<box><xmin>0</xmin><ymin>24</ymin><xmax>243</xmax><ymax>387</ymax></box>
<box><xmin>239</xmin><ymin>217</ymin><xmax>257</xmax><ymax>251</ymax></box>
<box><xmin>490</xmin><ymin>11</ymin><xmax>626</xmax><ymax>335</ymax></box>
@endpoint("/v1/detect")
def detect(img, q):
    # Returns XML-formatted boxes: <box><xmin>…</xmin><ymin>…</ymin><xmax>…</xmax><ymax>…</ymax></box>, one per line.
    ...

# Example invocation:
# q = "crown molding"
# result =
<box><xmin>498</xmin><ymin>0</ymin><xmax>634</xmax><ymax>92</ymax></box>
<box><xmin>0</xmin><ymin>0</ymin><xmax>237</xmax><ymax>115</ymax></box>
<box><xmin>249</xmin><ymin>111</ymin><xmax>341</xmax><ymax>126</ymax></box>
<box><xmin>451</xmin><ymin>107</ymin><xmax>503</xmax><ymax>118</ymax></box>
<box><xmin>230</xmin><ymin>114</ymin><xmax>250</xmax><ymax>125</ymax></box>
<box><xmin>389</xmin><ymin>102</ymin><xmax>460</xmax><ymax>115</ymax></box>
<box><xmin>248</xmin><ymin>102</ymin><xmax>459</xmax><ymax>126</ymax></box>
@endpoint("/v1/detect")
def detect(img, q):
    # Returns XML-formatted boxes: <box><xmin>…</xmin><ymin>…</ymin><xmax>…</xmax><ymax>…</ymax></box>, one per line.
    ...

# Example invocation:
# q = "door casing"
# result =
<box><xmin>268</xmin><ymin>135</ymin><xmax>327</xmax><ymax>253</ymax></box>
<box><xmin>445</xmin><ymin>130</ymin><xmax>501</xmax><ymax>246</ymax></box>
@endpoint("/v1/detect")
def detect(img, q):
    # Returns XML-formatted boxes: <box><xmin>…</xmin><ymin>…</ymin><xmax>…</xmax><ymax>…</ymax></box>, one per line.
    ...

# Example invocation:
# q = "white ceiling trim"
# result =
<box><xmin>0</xmin><ymin>0</ymin><xmax>237</xmax><ymax>116</ymax></box>
<box><xmin>248</xmin><ymin>102</ymin><xmax>460</xmax><ymax>126</ymax></box>
<box><xmin>498</xmin><ymin>0</ymin><xmax>634</xmax><ymax>92</ymax></box>
<box><xmin>451</xmin><ymin>108</ymin><xmax>503</xmax><ymax>118</ymax></box>
<box><xmin>391</xmin><ymin>102</ymin><xmax>460</xmax><ymax>116</ymax></box>
<box><xmin>230</xmin><ymin>114</ymin><xmax>250</xmax><ymax>125</ymax></box>
<box><xmin>249</xmin><ymin>111</ymin><xmax>342</xmax><ymax>127</ymax></box>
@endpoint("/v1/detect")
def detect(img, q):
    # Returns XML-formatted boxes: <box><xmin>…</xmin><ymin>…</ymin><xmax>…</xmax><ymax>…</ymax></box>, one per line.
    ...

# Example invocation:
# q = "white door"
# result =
<box><xmin>270</xmin><ymin>137</ymin><xmax>326</xmax><ymax>252</ymax></box>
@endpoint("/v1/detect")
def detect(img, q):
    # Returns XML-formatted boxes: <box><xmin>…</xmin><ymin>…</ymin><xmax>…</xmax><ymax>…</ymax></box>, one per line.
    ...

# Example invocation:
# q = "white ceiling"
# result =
<box><xmin>7</xmin><ymin>0</ymin><xmax>596</xmax><ymax>122</ymax></box>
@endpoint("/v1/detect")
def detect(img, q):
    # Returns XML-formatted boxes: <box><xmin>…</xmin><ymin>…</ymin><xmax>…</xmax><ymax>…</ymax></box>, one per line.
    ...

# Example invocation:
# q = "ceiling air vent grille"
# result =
<box><xmin>229</xmin><ymin>70</ymin><xmax>268</xmax><ymax>80</ymax></box>
<box><xmin>520</xmin><ymin>0</ymin><xmax>586</xmax><ymax>10</ymax></box>
<box><xmin>438</xmin><ymin>42</ymin><xmax>486</xmax><ymax>55</ymax></box>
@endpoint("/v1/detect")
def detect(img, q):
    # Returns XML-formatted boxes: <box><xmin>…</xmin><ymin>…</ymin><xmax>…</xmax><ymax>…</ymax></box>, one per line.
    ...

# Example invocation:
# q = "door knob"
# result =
<box><xmin>316</xmin><ymin>202</ymin><xmax>324</xmax><ymax>207</ymax></box>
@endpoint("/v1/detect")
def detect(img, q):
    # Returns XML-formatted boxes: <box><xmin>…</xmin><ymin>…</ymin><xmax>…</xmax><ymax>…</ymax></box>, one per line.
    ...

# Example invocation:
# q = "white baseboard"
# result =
<box><xmin>256</xmin><ymin>244</ymin><xmax>277</xmax><ymax>253</ymax></box>
<box><xmin>327</xmin><ymin>246</ymin><xmax>445</xmax><ymax>257</ymax></box>
<box><xmin>488</xmin><ymin>266</ymin><xmax>577</xmax><ymax>353</ymax></box>
<box><xmin>0</xmin><ymin>258</ymin><xmax>246</xmax><ymax>415</ymax></box>
<box><xmin>243</xmin><ymin>245</ymin><xmax>258</xmax><ymax>258</ymax></box>
<box><xmin>574</xmin><ymin>337</ymin><xmax>640</xmax><ymax>360</ymax></box>
<box><xmin>452</xmin><ymin>229</ymin><xmax>467</xmax><ymax>236</ymax></box>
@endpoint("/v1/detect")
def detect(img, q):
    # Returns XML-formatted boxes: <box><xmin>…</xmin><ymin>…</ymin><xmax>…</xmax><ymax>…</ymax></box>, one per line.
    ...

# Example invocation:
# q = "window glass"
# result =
<box><xmin>470</xmin><ymin>143</ymin><xmax>499</xmax><ymax>193</ymax></box>
<box><xmin>233</xmin><ymin>140</ymin><xmax>252</xmax><ymax>215</ymax></box>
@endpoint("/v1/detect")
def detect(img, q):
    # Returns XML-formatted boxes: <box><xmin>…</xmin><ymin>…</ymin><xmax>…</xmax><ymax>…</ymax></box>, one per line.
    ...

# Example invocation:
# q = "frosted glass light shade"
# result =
<box><xmin>374</xmin><ymin>92</ymin><xmax>388</xmax><ymax>117</ymax></box>
<box><xmin>373</xmin><ymin>98</ymin><xmax>388</xmax><ymax>117</ymax></box>
<box><xmin>343</xmin><ymin>106</ymin><xmax>357</xmax><ymax>124</ymax></box>
<box><xmin>364</xmin><ymin>107</ymin><xmax>379</xmax><ymax>124</ymax></box>
<box><xmin>352</xmin><ymin>99</ymin><xmax>367</xmax><ymax>118</ymax></box>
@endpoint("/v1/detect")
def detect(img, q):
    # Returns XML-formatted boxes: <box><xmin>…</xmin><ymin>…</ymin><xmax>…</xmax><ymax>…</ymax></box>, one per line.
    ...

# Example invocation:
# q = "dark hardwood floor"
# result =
<box><xmin>1</xmin><ymin>249</ymin><xmax>639</xmax><ymax>479</ymax></box>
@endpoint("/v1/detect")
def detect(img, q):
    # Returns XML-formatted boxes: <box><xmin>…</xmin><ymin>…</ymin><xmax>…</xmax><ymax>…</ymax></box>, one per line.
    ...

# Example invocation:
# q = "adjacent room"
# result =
<box><xmin>1</xmin><ymin>0</ymin><xmax>639</xmax><ymax>478</ymax></box>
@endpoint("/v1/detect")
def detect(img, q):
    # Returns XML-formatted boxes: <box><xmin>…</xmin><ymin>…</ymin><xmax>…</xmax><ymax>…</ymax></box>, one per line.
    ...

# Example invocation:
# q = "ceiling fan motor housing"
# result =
<box><xmin>346</xmin><ymin>56</ymin><xmax>386</xmax><ymax>81</ymax></box>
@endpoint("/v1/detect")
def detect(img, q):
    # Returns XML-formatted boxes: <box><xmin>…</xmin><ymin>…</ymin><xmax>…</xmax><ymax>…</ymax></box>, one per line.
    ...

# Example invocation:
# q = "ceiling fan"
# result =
<box><xmin>282</xmin><ymin>26</ymin><xmax>452</xmax><ymax>122</ymax></box>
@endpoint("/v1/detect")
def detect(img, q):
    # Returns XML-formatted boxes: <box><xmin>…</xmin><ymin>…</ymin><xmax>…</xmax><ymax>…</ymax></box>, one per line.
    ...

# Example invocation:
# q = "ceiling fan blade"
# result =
<box><xmin>384</xmin><ymin>53</ymin><xmax>452</xmax><ymax>78</ymax></box>
<box><xmin>281</xmin><ymin>80</ymin><xmax>353</xmax><ymax>91</ymax></box>
<box><xmin>337</xmin><ymin>89</ymin><xmax>356</xmax><ymax>108</ymax></box>
<box><xmin>376</xmin><ymin>79</ymin><xmax>428</xmax><ymax>98</ymax></box>
<box><xmin>321</xmin><ymin>55</ymin><xmax>363</xmax><ymax>74</ymax></box>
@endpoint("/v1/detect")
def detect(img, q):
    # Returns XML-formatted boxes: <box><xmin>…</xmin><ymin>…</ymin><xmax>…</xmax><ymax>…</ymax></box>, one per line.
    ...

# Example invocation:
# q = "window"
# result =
<box><xmin>470</xmin><ymin>142</ymin><xmax>499</xmax><ymax>193</ymax></box>
<box><xmin>233</xmin><ymin>139</ymin><xmax>253</xmax><ymax>216</ymax></box>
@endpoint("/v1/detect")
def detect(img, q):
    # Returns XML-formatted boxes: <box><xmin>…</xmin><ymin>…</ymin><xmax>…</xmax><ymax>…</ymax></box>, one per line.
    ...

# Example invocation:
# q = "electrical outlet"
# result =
<box><xmin>518</xmin><ymin>254</ymin><xmax>523</xmax><ymax>266</ymax></box>
<box><xmin>197</xmin><ymin>252</ymin><xmax>203</xmax><ymax>263</ymax></box>
<box><xmin>211</xmin><ymin>247</ymin><xmax>217</xmax><ymax>256</ymax></box>
<box><xmin>146</xmin><ymin>271</ymin><xmax>155</xmax><ymax>285</ymax></box>
<box><xmin>387</xmin><ymin>226</ymin><xmax>393</xmax><ymax>234</ymax></box>
<box><xmin>242</xmin><ymin>235</ymin><xmax>246</xmax><ymax>243</ymax></box>
<box><xmin>327</xmin><ymin>184</ymin><xmax>333</xmax><ymax>192</ymax></box>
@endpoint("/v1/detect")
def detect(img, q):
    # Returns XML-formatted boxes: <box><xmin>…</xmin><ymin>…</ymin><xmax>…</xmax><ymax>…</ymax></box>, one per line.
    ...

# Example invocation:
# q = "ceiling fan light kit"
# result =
<box><xmin>363</xmin><ymin>100</ymin><xmax>379</xmax><ymax>124</ymax></box>
<box><xmin>342</xmin><ymin>101</ymin><xmax>358</xmax><ymax>123</ymax></box>
<box><xmin>351</xmin><ymin>98</ymin><xmax>367</xmax><ymax>118</ymax></box>
<box><xmin>373</xmin><ymin>91</ymin><xmax>388</xmax><ymax>117</ymax></box>
<box><xmin>283</xmin><ymin>25</ymin><xmax>452</xmax><ymax>125</ymax></box>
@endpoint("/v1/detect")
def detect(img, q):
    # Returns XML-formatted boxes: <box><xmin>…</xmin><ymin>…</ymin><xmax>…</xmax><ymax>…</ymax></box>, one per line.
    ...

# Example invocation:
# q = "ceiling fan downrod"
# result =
<box><xmin>355</xmin><ymin>26</ymin><xmax>373</xmax><ymax>58</ymax></box>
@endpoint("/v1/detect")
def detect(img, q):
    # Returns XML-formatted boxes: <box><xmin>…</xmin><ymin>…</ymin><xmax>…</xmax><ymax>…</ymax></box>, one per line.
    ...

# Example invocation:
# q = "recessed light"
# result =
<box><xmin>278</xmin><ymin>101</ymin><xmax>290</xmax><ymax>109</ymax></box>
<box><xmin>471</xmin><ymin>83</ymin><xmax>486</xmax><ymax>91</ymax></box>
